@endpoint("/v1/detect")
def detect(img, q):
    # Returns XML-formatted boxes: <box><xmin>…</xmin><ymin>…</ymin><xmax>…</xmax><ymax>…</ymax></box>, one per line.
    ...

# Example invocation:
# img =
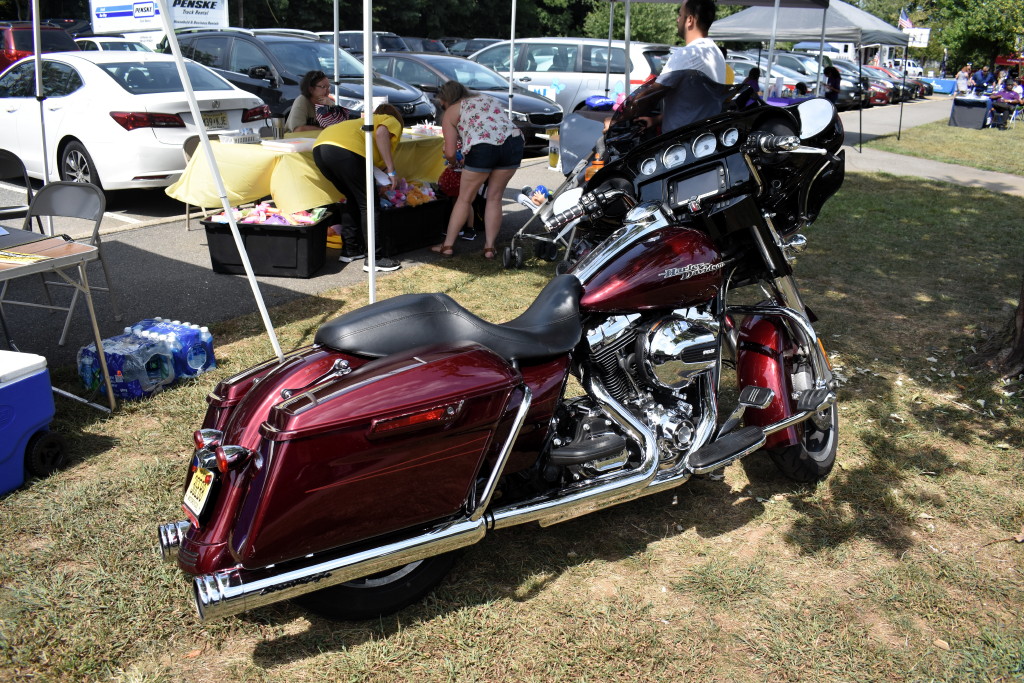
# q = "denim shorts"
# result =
<box><xmin>464</xmin><ymin>135</ymin><xmax>525</xmax><ymax>173</ymax></box>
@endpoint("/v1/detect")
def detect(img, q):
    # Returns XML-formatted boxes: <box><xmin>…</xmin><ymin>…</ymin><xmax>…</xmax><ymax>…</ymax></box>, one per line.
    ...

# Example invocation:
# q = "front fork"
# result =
<box><xmin>730</xmin><ymin>273</ymin><xmax>835</xmax><ymax>449</ymax></box>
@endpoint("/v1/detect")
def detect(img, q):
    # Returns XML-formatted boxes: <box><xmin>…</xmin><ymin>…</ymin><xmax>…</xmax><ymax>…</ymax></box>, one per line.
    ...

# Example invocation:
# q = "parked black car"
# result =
<box><xmin>448</xmin><ymin>38</ymin><xmax>501</xmax><ymax>58</ymax></box>
<box><xmin>372</xmin><ymin>51</ymin><xmax>562</xmax><ymax>146</ymax></box>
<box><xmin>402</xmin><ymin>37</ymin><xmax>448</xmax><ymax>54</ymax></box>
<box><xmin>163</xmin><ymin>28</ymin><xmax>434</xmax><ymax>122</ymax></box>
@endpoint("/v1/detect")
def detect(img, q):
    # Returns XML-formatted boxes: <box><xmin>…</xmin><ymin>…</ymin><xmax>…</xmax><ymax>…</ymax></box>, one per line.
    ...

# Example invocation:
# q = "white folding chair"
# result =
<box><xmin>1</xmin><ymin>182</ymin><xmax>123</xmax><ymax>345</ymax></box>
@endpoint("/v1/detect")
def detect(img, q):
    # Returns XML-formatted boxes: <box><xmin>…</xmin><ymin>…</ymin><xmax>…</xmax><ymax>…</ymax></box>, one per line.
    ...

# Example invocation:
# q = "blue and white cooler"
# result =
<box><xmin>0</xmin><ymin>350</ymin><xmax>59</xmax><ymax>496</ymax></box>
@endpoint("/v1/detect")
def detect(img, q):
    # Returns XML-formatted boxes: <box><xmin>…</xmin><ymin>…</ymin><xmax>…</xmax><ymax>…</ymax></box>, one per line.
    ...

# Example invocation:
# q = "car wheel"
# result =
<box><xmin>60</xmin><ymin>141</ymin><xmax>102</xmax><ymax>189</ymax></box>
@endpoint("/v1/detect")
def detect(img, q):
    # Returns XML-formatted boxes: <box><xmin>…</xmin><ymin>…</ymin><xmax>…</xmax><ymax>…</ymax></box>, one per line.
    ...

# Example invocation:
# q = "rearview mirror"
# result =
<box><xmin>247</xmin><ymin>65</ymin><xmax>271</xmax><ymax>80</ymax></box>
<box><xmin>796</xmin><ymin>98</ymin><xmax>834</xmax><ymax>139</ymax></box>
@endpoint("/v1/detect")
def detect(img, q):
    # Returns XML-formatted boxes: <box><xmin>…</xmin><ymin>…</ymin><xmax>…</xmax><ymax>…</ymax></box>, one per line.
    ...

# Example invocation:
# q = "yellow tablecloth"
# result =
<box><xmin>165</xmin><ymin>132</ymin><xmax>445</xmax><ymax>215</ymax></box>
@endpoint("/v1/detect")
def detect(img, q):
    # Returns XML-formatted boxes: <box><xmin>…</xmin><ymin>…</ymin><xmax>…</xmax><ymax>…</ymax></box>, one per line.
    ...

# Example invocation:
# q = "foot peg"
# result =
<box><xmin>717</xmin><ymin>385</ymin><xmax>774</xmax><ymax>438</ymax></box>
<box><xmin>796</xmin><ymin>387</ymin><xmax>835</xmax><ymax>413</ymax></box>
<box><xmin>690</xmin><ymin>426</ymin><xmax>766</xmax><ymax>474</ymax></box>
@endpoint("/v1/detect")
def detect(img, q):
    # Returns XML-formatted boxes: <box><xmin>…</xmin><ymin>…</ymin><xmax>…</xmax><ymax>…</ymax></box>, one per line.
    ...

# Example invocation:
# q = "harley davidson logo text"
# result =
<box><xmin>660</xmin><ymin>262</ymin><xmax>724</xmax><ymax>280</ymax></box>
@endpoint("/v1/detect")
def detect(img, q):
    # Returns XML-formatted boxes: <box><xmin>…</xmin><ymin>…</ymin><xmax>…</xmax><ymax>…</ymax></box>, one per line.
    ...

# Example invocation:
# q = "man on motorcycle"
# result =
<box><xmin>613</xmin><ymin>0</ymin><xmax>726</xmax><ymax>134</ymax></box>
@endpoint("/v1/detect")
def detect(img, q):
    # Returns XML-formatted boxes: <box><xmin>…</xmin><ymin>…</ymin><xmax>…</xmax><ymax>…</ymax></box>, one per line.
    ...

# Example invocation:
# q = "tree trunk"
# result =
<box><xmin>971</xmin><ymin>273</ymin><xmax>1024</xmax><ymax>380</ymax></box>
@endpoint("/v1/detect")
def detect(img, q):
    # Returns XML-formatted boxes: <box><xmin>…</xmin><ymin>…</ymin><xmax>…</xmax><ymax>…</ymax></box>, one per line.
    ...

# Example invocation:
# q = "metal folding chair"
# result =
<box><xmin>2</xmin><ymin>182</ymin><xmax>123</xmax><ymax>345</ymax></box>
<box><xmin>0</xmin><ymin>149</ymin><xmax>38</xmax><ymax>229</ymax></box>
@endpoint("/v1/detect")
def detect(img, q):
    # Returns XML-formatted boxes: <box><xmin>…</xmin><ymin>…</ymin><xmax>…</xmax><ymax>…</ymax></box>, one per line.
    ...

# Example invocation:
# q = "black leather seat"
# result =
<box><xmin>314</xmin><ymin>274</ymin><xmax>584</xmax><ymax>362</ymax></box>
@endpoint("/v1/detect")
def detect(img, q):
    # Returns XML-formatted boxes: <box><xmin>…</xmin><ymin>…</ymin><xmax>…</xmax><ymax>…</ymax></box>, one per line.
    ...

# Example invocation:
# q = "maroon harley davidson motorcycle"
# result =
<box><xmin>158</xmin><ymin>96</ymin><xmax>845</xmax><ymax>621</ymax></box>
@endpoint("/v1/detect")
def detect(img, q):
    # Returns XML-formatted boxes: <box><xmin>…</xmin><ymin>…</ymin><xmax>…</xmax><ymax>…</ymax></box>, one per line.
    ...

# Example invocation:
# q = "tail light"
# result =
<box><xmin>242</xmin><ymin>104</ymin><xmax>272</xmax><ymax>123</ymax></box>
<box><xmin>110</xmin><ymin>111</ymin><xmax>186</xmax><ymax>131</ymax></box>
<box><xmin>215</xmin><ymin>445</ymin><xmax>255</xmax><ymax>473</ymax></box>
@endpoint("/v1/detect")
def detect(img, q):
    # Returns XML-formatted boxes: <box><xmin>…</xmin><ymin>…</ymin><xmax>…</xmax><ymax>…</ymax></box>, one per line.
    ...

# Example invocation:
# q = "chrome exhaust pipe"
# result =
<box><xmin>158</xmin><ymin>520</ymin><xmax>191</xmax><ymax>562</ymax></box>
<box><xmin>195</xmin><ymin>517</ymin><xmax>486</xmax><ymax>621</ymax></box>
<box><xmin>489</xmin><ymin>364</ymin><xmax>662</xmax><ymax>530</ymax></box>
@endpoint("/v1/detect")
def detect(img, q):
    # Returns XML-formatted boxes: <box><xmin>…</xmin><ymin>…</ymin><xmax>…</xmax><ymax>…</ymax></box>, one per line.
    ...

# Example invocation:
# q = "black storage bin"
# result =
<box><xmin>203</xmin><ymin>213</ymin><xmax>331</xmax><ymax>278</ymax></box>
<box><xmin>378</xmin><ymin>196</ymin><xmax>454</xmax><ymax>257</ymax></box>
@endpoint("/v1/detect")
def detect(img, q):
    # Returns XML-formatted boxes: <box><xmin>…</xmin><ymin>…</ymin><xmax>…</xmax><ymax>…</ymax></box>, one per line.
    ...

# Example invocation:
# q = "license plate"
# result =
<box><xmin>201</xmin><ymin>111</ymin><xmax>228</xmax><ymax>130</ymax></box>
<box><xmin>546</xmin><ymin>128</ymin><xmax>558</xmax><ymax>137</ymax></box>
<box><xmin>183</xmin><ymin>467</ymin><xmax>214</xmax><ymax>519</ymax></box>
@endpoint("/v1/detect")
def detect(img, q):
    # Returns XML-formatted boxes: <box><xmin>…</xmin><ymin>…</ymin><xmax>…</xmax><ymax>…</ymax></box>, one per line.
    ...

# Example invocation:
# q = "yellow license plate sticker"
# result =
<box><xmin>201</xmin><ymin>111</ymin><xmax>228</xmax><ymax>130</ymax></box>
<box><xmin>183</xmin><ymin>467</ymin><xmax>214</xmax><ymax>518</ymax></box>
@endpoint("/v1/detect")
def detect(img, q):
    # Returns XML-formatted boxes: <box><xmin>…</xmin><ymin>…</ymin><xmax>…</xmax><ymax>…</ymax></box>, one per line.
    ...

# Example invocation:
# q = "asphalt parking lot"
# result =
<box><xmin>0</xmin><ymin>97</ymin><xmax>977</xmax><ymax>373</ymax></box>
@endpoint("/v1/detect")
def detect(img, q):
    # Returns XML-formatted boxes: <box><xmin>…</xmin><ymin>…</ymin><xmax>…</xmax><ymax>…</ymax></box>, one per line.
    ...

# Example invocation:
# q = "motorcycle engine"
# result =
<box><xmin>576</xmin><ymin>308</ymin><xmax>721</xmax><ymax>467</ymax></box>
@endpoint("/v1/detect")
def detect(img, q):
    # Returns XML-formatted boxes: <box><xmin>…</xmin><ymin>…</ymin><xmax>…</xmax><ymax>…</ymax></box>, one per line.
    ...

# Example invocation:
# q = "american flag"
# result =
<box><xmin>898</xmin><ymin>9</ymin><xmax>914</xmax><ymax>29</ymax></box>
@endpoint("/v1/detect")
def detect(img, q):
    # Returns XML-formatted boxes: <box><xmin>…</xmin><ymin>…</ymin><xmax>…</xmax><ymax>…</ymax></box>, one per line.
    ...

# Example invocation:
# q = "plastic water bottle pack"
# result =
<box><xmin>78</xmin><ymin>318</ymin><xmax>216</xmax><ymax>400</ymax></box>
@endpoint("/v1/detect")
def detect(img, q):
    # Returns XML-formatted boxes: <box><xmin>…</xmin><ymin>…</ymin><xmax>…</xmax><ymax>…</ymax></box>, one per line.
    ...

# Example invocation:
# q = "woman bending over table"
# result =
<box><xmin>313</xmin><ymin>104</ymin><xmax>404</xmax><ymax>272</ymax></box>
<box><xmin>432</xmin><ymin>81</ymin><xmax>524</xmax><ymax>260</ymax></box>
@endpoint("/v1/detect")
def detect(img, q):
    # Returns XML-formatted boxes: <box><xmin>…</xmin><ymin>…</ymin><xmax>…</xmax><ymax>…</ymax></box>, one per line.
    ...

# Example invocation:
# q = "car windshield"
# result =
<box><xmin>645</xmin><ymin>49</ymin><xmax>671</xmax><ymax>75</ymax></box>
<box><xmin>274</xmin><ymin>39</ymin><xmax>363</xmax><ymax>78</ymax></box>
<box><xmin>100</xmin><ymin>41</ymin><xmax>151</xmax><ymax>52</ymax></box>
<box><xmin>430</xmin><ymin>58</ymin><xmax>508</xmax><ymax>90</ymax></box>
<box><xmin>13</xmin><ymin>29</ymin><xmax>78</xmax><ymax>52</ymax></box>
<box><xmin>97</xmin><ymin>61</ymin><xmax>235</xmax><ymax>93</ymax></box>
<box><xmin>378</xmin><ymin>35</ymin><xmax>407</xmax><ymax>51</ymax></box>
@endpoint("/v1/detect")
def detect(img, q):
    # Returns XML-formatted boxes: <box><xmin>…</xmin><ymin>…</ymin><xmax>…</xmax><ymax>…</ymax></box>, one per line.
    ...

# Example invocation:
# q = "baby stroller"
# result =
<box><xmin>502</xmin><ymin>112</ymin><xmax>608</xmax><ymax>270</ymax></box>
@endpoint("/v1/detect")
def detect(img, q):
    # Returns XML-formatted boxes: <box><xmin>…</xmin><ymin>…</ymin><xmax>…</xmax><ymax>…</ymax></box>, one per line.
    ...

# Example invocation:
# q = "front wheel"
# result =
<box><xmin>60</xmin><ymin>141</ymin><xmax>102</xmax><ymax>189</ymax></box>
<box><xmin>292</xmin><ymin>551</ymin><xmax>458</xmax><ymax>621</ymax></box>
<box><xmin>767</xmin><ymin>402</ymin><xmax>837</xmax><ymax>483</ymax></box>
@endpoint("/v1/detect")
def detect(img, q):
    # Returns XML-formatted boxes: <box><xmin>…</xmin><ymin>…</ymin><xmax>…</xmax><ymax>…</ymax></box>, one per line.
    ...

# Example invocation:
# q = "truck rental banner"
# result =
<box><xmin>90</xmin><ymin>0</ymin><xmax>228</xmax><ymax>35</ymax></box>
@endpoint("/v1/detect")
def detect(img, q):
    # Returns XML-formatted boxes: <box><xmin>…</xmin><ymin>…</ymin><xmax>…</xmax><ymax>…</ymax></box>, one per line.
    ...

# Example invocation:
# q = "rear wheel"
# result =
<box><xmin>25</xmin><ymin>431</ymin><xmax>68</xmax><ymax>477</ymax></box>
<box><xmin>60</xmin><ymin>141</ymin><xmax>102</xmax><ymax>189</ymax></box>
<box><xmin>292</xmin><ymin>551</ymin><xmax>458</xmax><ymax>621</ymax></box>
<box><xmin>767</xmin><ymin>401</ymin><xmax>837</xmax><ymax>483</ymax></box>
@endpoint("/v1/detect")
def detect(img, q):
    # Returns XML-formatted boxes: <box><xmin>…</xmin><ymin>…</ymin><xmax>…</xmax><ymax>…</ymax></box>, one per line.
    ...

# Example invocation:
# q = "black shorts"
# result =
<box><xmin>464</xmin><ymin>135</ymin><xmax>525</xmax><ymax>172</ymax></box>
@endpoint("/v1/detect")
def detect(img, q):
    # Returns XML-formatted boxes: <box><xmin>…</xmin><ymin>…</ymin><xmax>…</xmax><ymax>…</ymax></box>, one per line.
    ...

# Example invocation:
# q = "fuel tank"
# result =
<box><xmin>579</xmin><ymin>224</ymin><xmax>723</xmax><ymax>312</ymax></box>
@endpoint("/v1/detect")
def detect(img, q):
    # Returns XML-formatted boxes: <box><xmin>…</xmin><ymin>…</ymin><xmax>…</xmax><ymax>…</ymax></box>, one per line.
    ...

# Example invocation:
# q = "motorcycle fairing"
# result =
<box><xmin>735</xmin><ymin>314</ymin><xmax>799</xmax><ymax>449</ymax></box>
<box><xmin>229</xmin><ymin>343</ymin><xmax>523</xmax><ymax>568</ymax></box>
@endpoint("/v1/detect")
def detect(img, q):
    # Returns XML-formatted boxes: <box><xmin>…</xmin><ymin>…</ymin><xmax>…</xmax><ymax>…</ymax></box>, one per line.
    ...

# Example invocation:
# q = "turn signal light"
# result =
<box><xmin>369</xmin><ymin>402</ymin><xmax>462</xmax><ymax>437</ymax></box>
<box><xmin>110</xmin><ymin>111</ymin><xmax>186</xmax><ymax>130</ymax></box>
<box><xmin>243</xmin><ymin>104</ymin><xmax>272</xmax><ymax>122</ymax></box>
<box><xmin>214</xmin><ymin>445</ymin><xmax>254</xmax><ymax>474</ymax></box>
<box><xmin>193</xmin><ymin>429</ymin><xmax>223</xmax><ymax>451</ymax></box>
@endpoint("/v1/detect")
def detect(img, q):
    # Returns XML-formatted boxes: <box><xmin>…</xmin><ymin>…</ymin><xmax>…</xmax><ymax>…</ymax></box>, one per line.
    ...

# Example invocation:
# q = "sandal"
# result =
<box><xmin>482</xmin><ymin>247</ymin><xmax>496</xmax><ymax>260</ymax></box>
<box><xmin>431</xmin><ymin>243</ymin><xmax>455</xmax><ymax>258</ymax></box>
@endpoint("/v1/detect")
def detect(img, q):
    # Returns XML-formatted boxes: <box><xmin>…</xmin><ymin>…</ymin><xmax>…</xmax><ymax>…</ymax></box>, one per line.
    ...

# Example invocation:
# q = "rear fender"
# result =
<box><xmin>736</xmin><ymin>314</ymin><xmax>798</xmax><ymax>449</ymax></box>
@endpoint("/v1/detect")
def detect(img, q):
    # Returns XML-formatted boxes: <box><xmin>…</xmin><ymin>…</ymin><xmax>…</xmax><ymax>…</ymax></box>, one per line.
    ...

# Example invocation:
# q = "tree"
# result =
<box><xmin>582</xmin><ymin>3</ymin><xmax>681</xmax><ymax>45</ymax></box>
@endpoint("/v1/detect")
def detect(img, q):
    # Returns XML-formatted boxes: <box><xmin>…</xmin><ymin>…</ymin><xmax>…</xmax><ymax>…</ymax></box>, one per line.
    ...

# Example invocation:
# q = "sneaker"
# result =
<box><xmin>458</xmin><ymin>229</ymin><xmax>477</xmax><ymax>241</ymax></box>
<box><xmin>363</xmin><ymin>257</ymin><xmax>402</xmax><ymax>272</ymax></box>
<box><xmin>338</xmin><ymin>250</ymin><xmax>366</xmax><ymax>263</ymax></box>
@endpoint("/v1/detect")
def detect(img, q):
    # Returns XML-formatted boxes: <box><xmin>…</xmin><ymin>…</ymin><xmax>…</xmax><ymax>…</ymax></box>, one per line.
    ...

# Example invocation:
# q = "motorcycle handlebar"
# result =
<box><xmin>748</xmin><ymin>133</ymin><xmax>828</xmax><ymax>156</ymax></box>
<box><xmin>542</xmin><ymin>189</ymin><xmax>626</xmax><ymax>232</ymax></box>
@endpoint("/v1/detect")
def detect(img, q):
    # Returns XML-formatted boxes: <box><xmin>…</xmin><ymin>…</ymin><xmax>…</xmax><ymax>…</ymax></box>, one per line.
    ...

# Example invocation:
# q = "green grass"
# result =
<box><xmin>865</xmin><ymin>117</ymin><xmax>1024</xmax><ymax>175</ymax></box>
<box><xmin>1</xmin><ymin>173</ymin><xmax>1022</xmax><ymax>682</ymax></box>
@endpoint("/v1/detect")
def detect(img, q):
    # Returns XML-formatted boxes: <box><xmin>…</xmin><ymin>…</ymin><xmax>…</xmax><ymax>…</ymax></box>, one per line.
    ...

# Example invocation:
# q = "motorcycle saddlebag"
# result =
<box><xmin>229</xmin><ymin>342</ymin><xmax>522</xmax><ymax>568</ymax></box>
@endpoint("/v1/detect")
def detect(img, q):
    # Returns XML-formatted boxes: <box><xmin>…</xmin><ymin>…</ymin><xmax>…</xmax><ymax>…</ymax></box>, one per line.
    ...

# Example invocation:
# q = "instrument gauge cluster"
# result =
<box><xmin>720</xmin><ymin>128</ymin><xmax>740</xmax><ymax>147</ymax></box>
<box><xmin>692</xmin><ymin>133</ymin><xmax>717</xmax><ymax>158</ymax></box>
<box><xmin>662</xmin><ymin>144</ymin><xmax>688</xmax><ymax>169</ymax></box>
<box><xmin>639</xmin><ymin>157</ymin><xmax>659</xmax><ymax>176</ymax></box>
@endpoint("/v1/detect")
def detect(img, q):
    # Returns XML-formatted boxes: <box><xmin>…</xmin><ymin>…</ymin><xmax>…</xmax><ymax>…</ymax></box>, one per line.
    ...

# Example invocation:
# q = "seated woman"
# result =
<box><xmin>740</xmin><ymin>67</ymin><xmax>764</xmax><ymax>107</ymax></box>
<box><xmin>286</xmin><ymin>70</ymin><xmax>349</xmax><ymax>133</ymax></box>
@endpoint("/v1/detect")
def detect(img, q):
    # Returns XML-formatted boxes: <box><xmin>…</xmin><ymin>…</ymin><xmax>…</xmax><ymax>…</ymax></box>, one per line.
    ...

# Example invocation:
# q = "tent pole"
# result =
<box><xmin>624</xmin><ymin>0</ymin><xmax>631</xmax><ymax>96</ymax></box>
<box><xmin>897</xmin><ymin>45</ymin><xmax>906</xmax><ymax>140</ymax></box>
<box><xmin>508</xmin><ymin>0</ymin><xmax>517</xmax><ymax>119</ymax></box>
<box><xmin>605</xmin><ymin>1</ymin><xmax>614</xmax><ymax>96</ymax></box>
<box><xmin>764</xmin><ymin>0</ymin><xmax>781</xmax><ymax>97</ymax></box>
<box><xmin>156</xmin><ymin>0</ymin><xmax>284</xmax><ymax>361</ymax></box>
<box><xmin>858</xmin><ymin>46</ymin><xmax>863</xmax><ymax>153</ymax></box>
<box><xmin>362</xmin><ymin>0</ymin><xmax>377</xmax><ymax>301</ymax></box>
<box><xmin>31</xmin><ymin>0</ymin><xmax>52</xmax><ymax>237</ymax></box>
<box><xmin>814</xmin><ymin>8</ymin><xmax>825</xmax><ymax>94</ymax></box>
<box><xmin>332</xmin><ymin>0</ymin><xmax>339</xmax><ymax>102</ymax></box>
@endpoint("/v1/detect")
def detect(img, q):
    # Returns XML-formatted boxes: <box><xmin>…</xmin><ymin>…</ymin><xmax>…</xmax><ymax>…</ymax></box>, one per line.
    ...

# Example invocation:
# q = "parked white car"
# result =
<box><xmin>889</xmin><ymin>58</ymin><xmax>923</xmax><ymax>77</ymax></box>
<box><xmin>0</xmin><ymin>52</ymin><xmax>270</xmax><ymax>190</ymax></box>
<box><xmin>469</xmin><ymin>37</ymin><xmax>671</xmax><ymax>113</ymax></box>
<box><xmin>75</xmin><ymin>36</ymin><xmax>152</xmax><ymax>52</ymax></box>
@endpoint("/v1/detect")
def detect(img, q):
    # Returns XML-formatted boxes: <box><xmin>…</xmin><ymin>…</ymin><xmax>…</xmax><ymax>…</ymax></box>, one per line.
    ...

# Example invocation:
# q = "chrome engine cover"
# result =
<box><xmin>637</xmin><ymin>308</ymin><xmax>721</xmax><ymax>391</ymax></box>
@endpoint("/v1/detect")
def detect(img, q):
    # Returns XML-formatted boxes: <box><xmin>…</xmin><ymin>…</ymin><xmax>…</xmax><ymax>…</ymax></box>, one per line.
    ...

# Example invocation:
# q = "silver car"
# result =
<box><xmin>469</xmin><ymin>37</ymin><xmax>671</xmax><ymax>114</ymax></box>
